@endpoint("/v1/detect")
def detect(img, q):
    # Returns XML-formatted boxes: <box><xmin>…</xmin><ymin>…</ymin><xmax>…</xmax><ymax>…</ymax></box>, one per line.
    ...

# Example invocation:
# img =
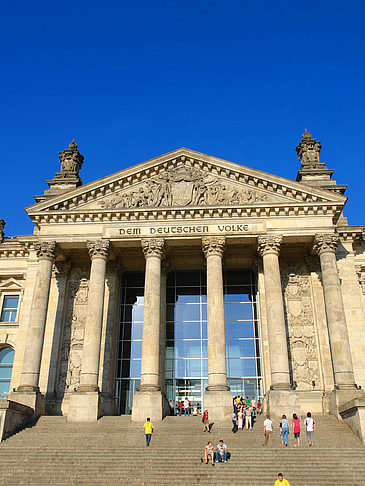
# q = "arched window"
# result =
<box><xmin>0</xmin><ymin>347</ymin><xmax>15</xmax><ymax>399</ymax></box>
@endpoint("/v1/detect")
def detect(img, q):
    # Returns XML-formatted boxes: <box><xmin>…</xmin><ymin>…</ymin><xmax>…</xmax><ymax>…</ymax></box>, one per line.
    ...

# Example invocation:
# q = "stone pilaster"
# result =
<box><xmin>313</xmin><ymin>234</ymin><xmax>357</xmax><ymax>390</ymax></box>
<box><xmin>201</xmin><ymin>236</ymin><xmax>232</xmax><ymax>421</ymax></box>
<box><xmin>131</xmin><ymin>238</ymin><xmax>165</xmax><ymax>422</ymax></box>
<box><xmin>68</xmin><ymin>240</ymin><xmax>110</xmax><ymax>422</ymax></box>
<box><xmin>11</xmin><ymin>241</ymin><xmax>58</xmax><ymax>412</ymax></box>
<box><xmin>257</xmin><ymin>235</ymin><xmax>299</xmax><ymax>418</ymax></box>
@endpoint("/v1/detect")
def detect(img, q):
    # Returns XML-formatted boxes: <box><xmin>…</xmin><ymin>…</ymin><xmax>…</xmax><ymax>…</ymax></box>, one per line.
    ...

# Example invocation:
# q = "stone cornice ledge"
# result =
<box><xmin>29</xmin><ymin>202</ymin><xmax>343</xmax><ymax>226</ymax></box>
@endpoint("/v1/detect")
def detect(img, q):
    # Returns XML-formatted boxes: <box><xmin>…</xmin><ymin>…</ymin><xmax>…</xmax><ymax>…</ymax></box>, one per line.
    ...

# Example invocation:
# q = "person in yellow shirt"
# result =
<box><xmin>143</xmin><ymin>417</ymin><xmax>154</xmax><ymax>447</ymax></box>
<box><xmin>274</xmin><ymin>473</ymin><xmax>291</xmax><ymax>486</ymax></box>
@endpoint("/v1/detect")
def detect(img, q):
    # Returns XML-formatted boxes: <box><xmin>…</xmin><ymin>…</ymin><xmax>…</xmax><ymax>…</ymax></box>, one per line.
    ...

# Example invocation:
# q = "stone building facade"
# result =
<box><xmin>1</xmin><ymin>132</ymin><xmax>365</xmax><ymax>435</ymax></box>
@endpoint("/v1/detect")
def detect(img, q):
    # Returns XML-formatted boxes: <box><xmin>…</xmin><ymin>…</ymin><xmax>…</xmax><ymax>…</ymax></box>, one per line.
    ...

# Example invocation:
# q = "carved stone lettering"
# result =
<box><xmin>281</xmin><ymin>263</ymin><xmax>321</xmax><ymax>390</ymax></box>
<box><xmin>100</xmin><ymin>164</ymin><xmax>269</xmax><ymax>209</ymax></box>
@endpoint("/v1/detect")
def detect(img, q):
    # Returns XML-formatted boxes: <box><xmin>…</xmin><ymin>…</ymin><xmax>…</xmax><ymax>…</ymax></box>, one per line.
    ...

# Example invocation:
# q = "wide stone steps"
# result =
<box><xmin>0</xmin><ymin>414</ymin><xmax>364</xmax><ymax>485</ymax></box>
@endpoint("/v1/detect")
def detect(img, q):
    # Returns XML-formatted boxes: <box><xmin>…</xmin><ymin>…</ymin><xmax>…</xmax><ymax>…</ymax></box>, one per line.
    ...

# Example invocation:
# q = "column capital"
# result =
<box><xmin>202</xmin><ymin>236</ymin><xmax>226</xmax><ymax>258</ymax></box>
<box><xmin>257</xmin><ymin>235</ymin><xmax>282</xmax><ymax>257</ymax></box>
<box><xmin>141</xmin><ymin>238</ymin><xmax>165</xmax><ymax>259</ymax></box>
<box><xmin>313</xmin><ymin>233</ymin><xmax>339</xmax><ymax>255</ymax></box>
<box><xmin>34</xmin><ymin>241</ymin><xmax>58</xmax><ymax>261</ymax></box>
<box><xmin>87</xmin><ymin>240</ymin><xmax>110</xmax><ymax>260</ymax></box>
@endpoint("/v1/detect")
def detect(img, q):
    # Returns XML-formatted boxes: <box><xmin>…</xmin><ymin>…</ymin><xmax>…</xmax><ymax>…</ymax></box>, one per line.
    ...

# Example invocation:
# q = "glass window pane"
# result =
<box><xmin>228</xmin><ymin>359</ymin><xmax>257</xmax><ymax>377</ymax></box>
<box><xmin>130</xmin><ymin>360</ymin><xmax>141</xmax><ymax>379</ymax></box>
<box><xmin>174</xmin><ymin>322</ymin><xmax>201</xmax><ymax>339</ymax></box>
<box><xmin>202</xmin><ymin>323</ymin><xmax>207</xmax><ymax>339</ymax></box>
<box><xmin>176</xmin><ymin>272</ymin><xmax>201</xmax><ymax>286</ymax></box>
<box><xmin>125</xmin><ymin>273</ymin><xmax>145</xmax><ymax>287</ymax></box>
<box><xmin>0</xmin><ymin>381</ymin><xmax>11</xmax><ymax>396</ymax></box>
<box><xmin>227</xmin><ymin>339</ymin><xmax>256</xmax><ymax>358</ymax></box>
<box><xmin>175</xmin><ymin>340</ymin><xmax>202</xmax><ymax>359</ymax></box>
<box><xmin>225</xmin><ymin>288</ymin><xmax>253</xmax><ymax>303</ymax></box>
<box><xmin>3</xmin><ymin>296</ymin><xmax>19</xmax><ymax>308</ymax></box>
<box><xmin>0</xmin><ymin>348</ymin><xmax>14</xmax><ymax>364</ymax></box>
<box><xmin>176</xmin><ymin>294</ymin><xmax>201</xmax><ymax>304</ymax></box>
<box><xmin>174</xmin><ymin>305</ymin><xmax>201</xmax><ymax>321</ymax></box>
<box><xmin>131</xmin><ymin>322</ymin><xmax>143</xmax><ymax>340</ymax></box>
<box><xmin>226</xmin><ymin>321</ymin><xmax>254</xmax><ymax>339</ymax></box>
<box><xmin>225</xmin><ymin>303</ymin><xmax>253</xmax><ymax>321</ymax></box>
<box><xmin>124</xmin><ymin>289</ymin><xmax>144</xmax><ymax>305</ymax></box>
<box><xmin>224</xmin><ymin>271</ymin><xmax>251</xmax><ymax>286</ymax></box>
<box><xmin>202</xmin><ymin>340</ymin><xmax>207</xmax><ymax>359</ymax></box>
<box><xmin>0</xmin><ymin>310</ymin><xmax>12</xmax><ymax>322</ymax></box>
<box><xmin>0</xmin><ymin>365</ymin><xmax>13</xmax><ymax>379</ymax></box>
<box><xmin>131</xmin><ymin>305</ymin><xmax>144</xmax><ymax>322</ymax></box>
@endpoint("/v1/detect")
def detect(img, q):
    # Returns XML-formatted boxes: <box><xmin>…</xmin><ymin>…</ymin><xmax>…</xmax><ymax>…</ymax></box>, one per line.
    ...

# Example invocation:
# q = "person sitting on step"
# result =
<box><xmin>214</xmin><ymin>440</ymin><xmax>229</xmax><ymax>463</ymax></box>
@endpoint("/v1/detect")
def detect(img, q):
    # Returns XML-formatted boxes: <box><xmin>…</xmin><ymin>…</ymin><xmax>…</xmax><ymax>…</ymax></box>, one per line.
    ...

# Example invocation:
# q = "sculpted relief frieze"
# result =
<box><xmin>99</xmin><ymin>165</ymin><xmax>269</xmax><ymax>209</ymax></box>
<box><xmin>281</xmin><ymin>263</ymin><xmax>321</xmax><ymax>390</ymax></box>
<box><xmin>57</xmin><ymin>268</ymin><xmax>89</xmax><ymax>395</ymax></box>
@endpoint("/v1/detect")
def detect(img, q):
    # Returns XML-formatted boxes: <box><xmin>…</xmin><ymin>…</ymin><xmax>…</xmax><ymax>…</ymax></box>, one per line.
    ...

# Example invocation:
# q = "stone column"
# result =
<box><xmin>257</xmin><ymin>235</ymin><xmax>299</xmax><ymax>418</ymax></box>
<box><xmin>131</xmin><ymin>238</ymin><xmax>165</xmax><ymax>422</ymax></box>
<box><xmin>68</xmin><ymin>240</ymin><xmax>110</xmax><ymax>422</ymax></box>
<box><xmin>202</xmin><ymin>236</ymin><xmax>232</xmax><ymax>421</ymax></box>
<box><xmin>313</xmin><ymin>234</ymin><xmax>357</xmax><ymax>389</ymax></box>
<box><xmin>159</xmin><ymin>262</ymin><xmax>168</xmax><ymax>393</ymax></box>
<box><xmin>18</xmin><ymin>241</ymin><xmax>58</xmax><ymax>393</ymax></box>
<box><xmin>257</xmin><ymin>235</ymin><xmax>291</xmax><ymax>390</ymax></box>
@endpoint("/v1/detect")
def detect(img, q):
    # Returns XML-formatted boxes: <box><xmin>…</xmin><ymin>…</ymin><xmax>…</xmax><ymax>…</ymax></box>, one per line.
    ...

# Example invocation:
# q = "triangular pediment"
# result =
<box><xmin>26</xmin><ymin>148</ymin><xmax>346</xmax><ymax>222</ymax></box>
<box><xmin>0</xmin><ymin>278</ymin><xmax>24</xmax><ymax>290</ymax></box>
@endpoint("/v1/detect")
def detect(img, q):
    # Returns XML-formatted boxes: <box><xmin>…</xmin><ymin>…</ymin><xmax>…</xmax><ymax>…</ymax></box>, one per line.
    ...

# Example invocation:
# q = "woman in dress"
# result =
<box><xmin>204</xmin><ymin>441</ymin><xmax>215</xmax><ymax>466</ymax></box>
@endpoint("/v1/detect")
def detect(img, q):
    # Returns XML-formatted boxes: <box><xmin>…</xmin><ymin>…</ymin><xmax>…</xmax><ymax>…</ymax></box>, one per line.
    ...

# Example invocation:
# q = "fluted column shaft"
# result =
<box><xmin>19</xmin><ymin>241</ymin><xmax>58</xmax><ymax>391</ymax></box>
<box><xmin>79</xmin><ymin>240</ymin><xmax>110</xmax><ymax>391</ymax></box>
<box><xmin>139</xmin><ymin>238</ymin><xmax>165</xmax><ymax>391</ymax></box>
<box><xmin>202</xmin><ymin>237</ymin><xmax>229</xmax><ymax>391</ymax></box>
<box><xmin>313</xmin><ymin>234</ymin><xmax>356</xmax><ymax>389</ymax></box>
<box><xmin>258</xmin><ymin>235</ymin><xmax>291</xmax><ymax>390</ymax></box>
<box><xmin>159</xmin><ymin>263</ymin><xmax>168</xmax><ymax>392</ymax></box>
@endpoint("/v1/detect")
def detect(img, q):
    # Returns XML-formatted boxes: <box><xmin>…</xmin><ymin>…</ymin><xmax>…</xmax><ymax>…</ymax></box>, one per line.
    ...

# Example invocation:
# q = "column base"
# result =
<box><xmin>203</xmin><ymin>389</ymin><xmax>232</xmax><ymax>422</ymax></box>
<box><xmin>131</xmin><ymin>389</ymin><xmax>164</xmax><ymax>422</ymax></box>
<box><xmin>266</xmin><ymin>389</ymin><xmax>300</xmax><ymax>420</ymax></box>
<box><xmin>67</xmin><ymin>391</ymin><xmax>101</xmax><ymax>422</ymax></box>
<box><xmin>8</xmin><ymin>390</ymin><xmax>45</xmax><ymax>416</ymax></box>
<box><xmin>329</xmin><ymin>388</ymin><xmax>365</xmax><ymax>418</ymax></box>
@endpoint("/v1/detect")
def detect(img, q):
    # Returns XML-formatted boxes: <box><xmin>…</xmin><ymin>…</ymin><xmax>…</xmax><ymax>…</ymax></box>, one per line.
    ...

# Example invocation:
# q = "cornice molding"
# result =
<box><xmin>29</xmin><ymin>201</ymin><xmax>342</xmax><ymax>226</ymax></box>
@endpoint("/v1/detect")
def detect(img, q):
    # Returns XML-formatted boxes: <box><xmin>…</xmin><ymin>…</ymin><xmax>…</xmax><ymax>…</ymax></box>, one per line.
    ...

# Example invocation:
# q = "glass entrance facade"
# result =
<box><xmin>115</xmin><ymin>269</ymin><xmax>263</xmax><ymax>414</ymax></box>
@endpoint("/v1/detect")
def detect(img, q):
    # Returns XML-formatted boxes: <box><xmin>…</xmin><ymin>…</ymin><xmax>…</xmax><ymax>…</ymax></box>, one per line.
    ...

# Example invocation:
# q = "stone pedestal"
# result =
<box><xmin>203</xmin><ymin>390</ymin><xmax>233</xmax><ymax>422</ymax></box>
<box><xmin>8</xmin><ymin>390</ymin><xmax>45</xmax><ymax>416</ymax></box>
<box><xmin>266</xmin><ymin>389</ymin><xmax>300</xmax><ymax>420</ymax></box>
<box><xmin>329</xmin><ymin>389</ymin><xmax>365</xmax><ymax>418</ymax></box>
<box><xmin>131</xmin><ymin>390</ymin><xmax>164</xmax><ymax>422</ymax></box>
<box><xmin>67</xmin><ymin>391</ymin><xmax>101</xmax><ymax>422</ymax></box>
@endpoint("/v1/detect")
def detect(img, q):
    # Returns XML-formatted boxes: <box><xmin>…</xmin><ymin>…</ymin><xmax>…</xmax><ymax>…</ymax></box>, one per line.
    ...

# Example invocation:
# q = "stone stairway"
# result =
<box><xmin>0</xmin><ymin>413</ymin><xmax>364</xmax><ymax>485</ymax></box>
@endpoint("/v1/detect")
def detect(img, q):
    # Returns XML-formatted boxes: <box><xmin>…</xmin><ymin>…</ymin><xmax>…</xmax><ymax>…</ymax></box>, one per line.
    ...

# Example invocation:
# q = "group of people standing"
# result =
<box><xmin>170</xmin><ymin>397</ymin><xmax>200</xmax><ymax>416</ymax></box>
<box><xmin>231</xmin><ymin>395</ymin><xmax>260</xmax><ymax>432</ymax></box>
<box><xmin>263</xmin><ymin>412</ymin><xmax>316</xmax><ymax>447</ymax></box>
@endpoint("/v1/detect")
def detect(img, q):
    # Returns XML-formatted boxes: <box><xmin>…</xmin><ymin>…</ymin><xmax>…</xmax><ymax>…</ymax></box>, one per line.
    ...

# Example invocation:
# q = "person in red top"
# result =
<box><xmin>257</xmin><ymin>401</ymin><xmax>262</xmax><ymax>415</ymax></box>
<box><xmin>178</xmin><ymin>400</ymin><xmax>183</xmax><ymax>416</ymax></box>
<box><xmin>202</xmin><ymin>409</ymin><xmax>210</xmax><ymax>432</ymax></box>
<box><xmin>292</xmin><ymin>413</ymin><xmax>301</xmax><ymax>447</ymax></box>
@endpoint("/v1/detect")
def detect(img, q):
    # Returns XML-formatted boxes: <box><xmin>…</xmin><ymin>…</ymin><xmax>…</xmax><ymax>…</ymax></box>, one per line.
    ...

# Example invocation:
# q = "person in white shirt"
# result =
<box><xmin>214</xmin><ymin>440</ymin><xmax>228</xmax><ymax>462</ymax></box>
<box><xmin>304</xmin><ymin>412</ymin><xmax>316</xmax><ymax>446</ymax></box>
<box><xmin>183</xmin><ymin>397</ymin><xmax>190</xmax><ymax>416</ymax></box>
<box><xmin>263</xmin><ymin>415</ymin><xmax>273</xmax><ymax>446</ymax></box>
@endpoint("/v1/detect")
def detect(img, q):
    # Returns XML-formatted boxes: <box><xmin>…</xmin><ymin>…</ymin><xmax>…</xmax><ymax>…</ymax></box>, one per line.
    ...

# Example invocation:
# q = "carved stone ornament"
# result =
<box><xmin>296</xmin><ymin>129</ymin><xmax>322</xmax><ymax>168</ymax></box>
<box><xmin>141</xmin><ymin>238</ymin><xmax>165</xmax><ymax>258</ymax></box>
<box><xmin>99</xmin><ymin>164</ymin><xmax>269</xmax><ymax>209</ymax></box>
<box><xmin>87</xmin><ymin>240</ymin><xmax>110</xmax><ymax>260</ymax></box>
<box><xmin>202</xmin><ymin>236</ymin><xmax>226</xmax><ymax>258</ymax></box>
<box><xmin>57</xmin><ymin>268</ymin><xmax>89</xmax><ymax>395</ymax></box>
<box><xmin>59</xmin><ymin>139</ymin><xmax>84</xmax><ymax>175</ymax></box>
<box><xmin>281</xmin><ymin>262</ymin><xmax>321</xmax><ymax>390</ymax></box>
<box><xmin>34</xmin><ymin>241</ymin><xmax>58</xmax><ymax>260</ymax></box>
<box><xmin>313</xmin><ymin>233</ymin><xmax>339</xmax><ymax>255</ymax></box>
<box><xmin>0</xmin><ymin>219</ymin><xmax>5</xmax><ymax>243</ymax></box>
<box><xmin>257</xmin><ymin>235</ymin><xmax>282</xmax><ymax>257</ymax></box>
<box><xmin>355</xmin><ymin>265</ymin><xmax>365</xmax><ymax>295</ymax></box>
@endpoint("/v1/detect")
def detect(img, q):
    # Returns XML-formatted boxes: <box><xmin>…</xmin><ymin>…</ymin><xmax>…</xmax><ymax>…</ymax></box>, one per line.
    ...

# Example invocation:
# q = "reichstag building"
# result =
<box><xmin>1</xmin><ymin>131</ymin><xmax>364</xmax><ymax>439</ymax></box>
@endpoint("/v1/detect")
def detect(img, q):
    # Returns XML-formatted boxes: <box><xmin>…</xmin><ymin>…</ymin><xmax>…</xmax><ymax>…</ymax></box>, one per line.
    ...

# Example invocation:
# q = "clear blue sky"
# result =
<box><xmin>1</xmin><ymin>1</ymin><xmax>365</xmax><ymax>236</ymax></box>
